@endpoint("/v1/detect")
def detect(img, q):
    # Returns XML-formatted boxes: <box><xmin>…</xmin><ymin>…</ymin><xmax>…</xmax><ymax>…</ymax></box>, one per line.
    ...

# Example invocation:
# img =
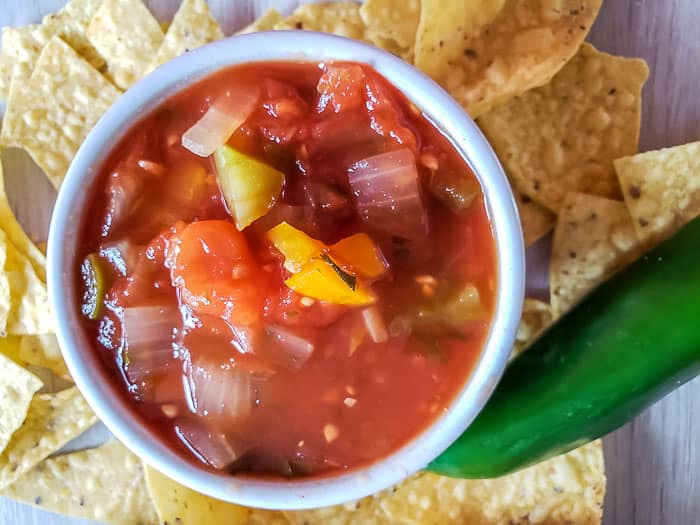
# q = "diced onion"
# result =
<box><xmin>122</xmin><ymin>306</ymin><xmax>180</xmax><ymax>383</ymax></box>
<box><xmin>362</xmin><ymin>306</ymin><xmax>389</xmax><ymax>343</ymax></box>
<box><xmin>264</xmin><ymin>324</ymin><xmax>315</xmax><ymax>372</ymax></box>
<box><xmin>182</xmin><ymin>87</ymin><xmax>260</xmax><ymax>157</ymax></box>
<box><xmin>176</xmin><ymin>419</ymin><xmax>243</xmax><ymax>470</ymax></box>
<box><xmin>348</xmin><ymin>148</ymin><xmax>428</xmax><ymax>240</ymax></box>
<box><xmin>186</xmin><ymin>357</ymin><xmax>253</xmax><ymax>419</ymax></box>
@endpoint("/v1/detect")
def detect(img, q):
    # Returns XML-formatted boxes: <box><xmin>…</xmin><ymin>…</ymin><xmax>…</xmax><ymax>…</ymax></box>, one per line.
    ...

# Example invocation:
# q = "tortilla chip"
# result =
<box><xmin>2</xmin><ymin>440</ymin><xmax>158</xmax><ymax>525</ymax></box>
<box><xmin>86</xmin><ymin>0</ymin><xmax>164</xmax><ymax>89</ymax></box>
<box><xmin>3</xmin><ymin>37</ymin><xmax>121</xmax><ymax>189</ymax></box>
<box><xmin>144</xmin><ymin>465</ymin><xmax>253</xmax><ymax>525</ymax></box>
<box><xmin>0</xmin><ymin>335</ymin><xmax>23</xmax><ymax>364</ymax></box>
<box><xmin>19</xmin><ymin>334</ymin><xmax>70</xmax><ymax>381</ymax></box>
<box><xmin>614</xmin><ymin>141</ymin><xmax>700</xmax><ymax>244</ymax></box>
<box><xmin>0</xmin><ymin>159</ymin><xmax>46</xmax><ymax>281</ymax></box>
<box><xmin>415</xmin><ymin>0</ymin><xmax>603</xmax><ymax>118</ymax></box>
<box><xmin>237</xmin><ymin>8</ymin><xmax>284</xmax><ymax>34</ymax></box>
<box><xmin>416</xmin><ymin>0</ymin><xmax>505</xmax><ymax>75</ymax></box>
<box><xmin>360</xmin><ymin>0</ymin><xmax>420</xmax><ymax>59</ymax></box>
<box><xmin>285</xmin><ymin>441</ymin><xmax>604</xmax><ymax>524</ymax></box>
<box><xmin>273</xmin><ymin>2</ymin><xmax>368</xmax><ymax>41</ymax></box>
<box><xmin>513</xmin><ymin>299</ymin><xmax>553</xmax><ymax>356</ymax></box>
<box><xmin>3</xmin><ymin>228</ymin><xmax>53</xmax><ymax>335</ymax></box>
<box><xmin>0</xmin><ymin>353</ymin><xmax>43</xmax><ymax>454</ymax></box>
<box><xmin>0</xmin><ymin>0</ymin><xmax>104</xmax><ymax>101</ymax></box>
<box><xmin>479</xmin><ymin>43</ymin><xmax>649</xmax><ymax>213</ymax></box>
<box><xmin>514</xmin><ymin>186</ymin><xmax>555</xmax><ymax>247</ymax></box>
<box><xmin>0</xmin><ymin>386</ymin><xmax>96</xmax><ymax>489</ymax></box>
<box><xmin>146</xmin><ymin>0</ymin><xmax>224</xmax><ymax>73</ymax></box>
<box><xmin>550</xmin><ymin>192</ymin><xmax>639</xmax><ymax>315</ymax></box>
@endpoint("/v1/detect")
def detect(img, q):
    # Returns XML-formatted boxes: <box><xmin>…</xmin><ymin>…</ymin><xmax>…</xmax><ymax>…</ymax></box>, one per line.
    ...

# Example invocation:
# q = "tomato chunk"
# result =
<box><xmin>167</xmin><ymin>220</ymin><xmax>267</xmax><ymax>325</ymax></box>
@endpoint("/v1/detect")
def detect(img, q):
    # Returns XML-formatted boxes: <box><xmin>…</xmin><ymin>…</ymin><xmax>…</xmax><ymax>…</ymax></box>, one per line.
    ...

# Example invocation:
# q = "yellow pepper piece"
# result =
<box><xmin>330</xmin><ymin>233</ymin><xmax>388</xmax><ymax>278</ymax></box>
<box><xmin>285</xmin><ymin>258</ymin><xmax>376</xmax><ymax>306</ymax></box>
<box><xmin>267</xmin><ymin>222</ymin><xmax>323</xmax><ymax>273</ymax></box>
<box><xmin>214</xmin><ymin>145</ymin><xmax>285</xmax><ymax>230</ymax></box>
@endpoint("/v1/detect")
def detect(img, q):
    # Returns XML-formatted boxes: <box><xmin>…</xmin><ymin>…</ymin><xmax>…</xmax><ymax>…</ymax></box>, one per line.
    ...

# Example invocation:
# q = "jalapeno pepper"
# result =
<box><xmin>429</xmin><ymin>216</ymin><xmax>700</xmax><ymax>478</ymax></box>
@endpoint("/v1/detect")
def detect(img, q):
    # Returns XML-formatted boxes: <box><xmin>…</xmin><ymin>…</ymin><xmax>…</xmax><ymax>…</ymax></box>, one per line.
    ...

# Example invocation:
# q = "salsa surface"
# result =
<box><xmin>77</xmin><ymin>61</ymin><xmax>497</xmax><ymax>477</ymax></box>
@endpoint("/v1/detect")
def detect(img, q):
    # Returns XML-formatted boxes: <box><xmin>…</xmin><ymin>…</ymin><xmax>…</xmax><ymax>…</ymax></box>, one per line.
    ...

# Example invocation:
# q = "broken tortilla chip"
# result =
<box><xmin>284</xmin><ymin>441</ymin><xmax>604</xmax><ymax>525</ymax></box>
<box><xmin>146</xmin><ymin>0</ymin><xmax>224</xmax><ymax>73</ymax></box>
<box><xmin>2</xmin><ymin>440</ymin><xmax>157</xmax><ymax>525</ymax></box>
<box><xmin>0</xmin><ymin>0</ymin><xmax>104</xmax><ymax>101</ymax></box>
<box><xmin>550</xmin><ymin>192</ymin><xmax>639</xmax><ymax>315</ymax></box>
<box><xmin>360</xmin><ymin>0</ymin><xmax>419</xmax><ymax>60</ymax></box>
<box><xmin>513</xmin><ymin>299</ymin><xmax>553</xmax><ymax>356</ymax></box>
<box><xmin>514</xmin><ymin>187</ymin><xmax>555</xmax><ymax>247</ymax></box>
<box><xmin>273</xmin><ymin>2</ymin><xmax>368</xmax><ymax>41</ymax></box>
<box><xmin>615</xmin><ymin>141</ymin><xmax>700</xmax><ymax>244</ymax></box>
<box><xmin>19</xmin><ymin>334</ymin><xmax>70</xmax><ymax>381</ymax></box>
<box><xmin>2</xmin><ymin>37</ymin><xmax>121</xmax><ymax>189</ymax></box>
<box><xmin>86</xmin><ymin>0</ymin><xmax>164</xmax><ymax>89</ymax></box>
<box><xmin>416</xmin><ymin>0</ymin><xmax>603</xmax><ymax>118</ymax></box>
<box><xmin>237</xmin><ymin>8</ymin><xmax>284</xmax><ymax>34</ymax></box>
<box><xmin>479</xmin><ymin>43</ymin><xmax>649</xmax><ymax>213</ymax></box>
<box><xmin>0</xmin><ymin>353</ymin><xmax>43</xmax><ymax>454</ymax></box>
<box><xmin>0</xmin><ymin>386</ymin><xmax>96</xmax><ymax>490</ymax></box>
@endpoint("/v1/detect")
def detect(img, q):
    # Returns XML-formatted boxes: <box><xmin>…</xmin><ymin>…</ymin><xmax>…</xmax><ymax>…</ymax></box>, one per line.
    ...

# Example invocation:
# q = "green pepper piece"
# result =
<box><xmin>429</xmin><ymin>216</ymin><xmax>700</xmax><ymax>478</ymax></box>
<box><xmin>80</xmin><ymin>253</ymin><xmax>105</xmax><ymax>320</ymax></box>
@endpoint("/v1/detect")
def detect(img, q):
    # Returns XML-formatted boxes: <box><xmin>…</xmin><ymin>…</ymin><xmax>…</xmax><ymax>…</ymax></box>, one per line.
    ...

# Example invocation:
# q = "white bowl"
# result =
<box><xmin>48</xmin><ymin>31</ymin><xmax>525</xmax><ymax>510</ymax></box>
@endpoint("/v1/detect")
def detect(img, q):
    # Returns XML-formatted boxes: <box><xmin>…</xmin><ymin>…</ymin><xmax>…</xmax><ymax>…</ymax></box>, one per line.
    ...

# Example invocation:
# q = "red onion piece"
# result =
<box><xmin>176</xmin><ymin>419</ymin><xmax>243</xmax><ymax>470</ymax></box>
<box><xmin>348</xmin><ymin>148</ymin><xmax>428</xmax><ymax>241</ymax></box>
<box><xmin>186</xmin><ymin>357</ymin><xmax>253</xmax><ymax>420</ymax></box>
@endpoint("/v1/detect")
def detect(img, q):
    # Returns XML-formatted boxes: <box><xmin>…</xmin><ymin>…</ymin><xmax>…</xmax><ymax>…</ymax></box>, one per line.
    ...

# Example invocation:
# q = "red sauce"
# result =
<box><xmin>76</xmin><ymin>61</ymin><xmax>497</xmax><ymax>478</ymax></box>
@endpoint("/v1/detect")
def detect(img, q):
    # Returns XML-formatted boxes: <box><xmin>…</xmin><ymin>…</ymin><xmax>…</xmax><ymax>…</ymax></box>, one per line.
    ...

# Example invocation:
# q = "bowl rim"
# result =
<box><xmin>47</xmin><ymin>30</ymin><xmax>525</xmax><ymax>510</ymax></box>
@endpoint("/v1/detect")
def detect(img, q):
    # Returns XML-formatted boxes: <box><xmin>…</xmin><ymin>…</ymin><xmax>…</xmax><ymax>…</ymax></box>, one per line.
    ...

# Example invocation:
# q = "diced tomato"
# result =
<box><xmin>364</xmin><ymin>74</ymin><xmax>418</xmax><ymax>152</ymax></box>
<box><xmin>316</xmin><ymin>64</ymin><xmax>366</xmax><ymax>114</ymax></box>
<box><xmin>258</xmin><ymin>79</ymin><xmax>310</xmax><ymax>144</ymax></box>
<box><xmin>167</xmin><ymin>220</ymin><xmax>269</xmax><ymax>326</ymax></box>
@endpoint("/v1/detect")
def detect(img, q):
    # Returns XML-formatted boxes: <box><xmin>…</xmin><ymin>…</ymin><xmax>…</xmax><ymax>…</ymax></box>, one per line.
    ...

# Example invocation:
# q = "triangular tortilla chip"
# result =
<box><xmin>2</xmin><ymin>37</ymin><xmax>121</xmax><ymax>189</ymax></box>
<box><xmin>2</xmin><ymin>228</ymin><xmax>53</xmax><ymax>335</ymax></box>
<box><xmin>360</xmin><ymin>0</ymin><xmax>420</xmax><ymax>60</ymax></box>
<box><xmin>146</xmin><ymin>0</ymin><xmax>224</xmax><ymax>73</ymax></box>
<box><xmin>273</xmin><ymin>2</ymin><xmax>368</xmax><ymax>41</ymax></box>
<box><xmin>0</xmin><ymin>0</ymin><xmax>104</xmax><ymax>101</ymax></box>
<box><xmin>19</xmin><ymin>334</ymin><xmax>70</xmax><ymax>381</ymax></box>
<box><xmin>0</xmin><ymin>353</ymin><xmax>43</xmax><ymax>454</ymax></box>
<box><xmin>86</xmin><ymin>0</ymin><xmax>164</xmax><ymax>89</ymax></box>
<box><xmin>415</xmin><ymin>0</ymin><xmax>603</xmax><ymax>118</ymax></box>
<box><xmin>550</xmin><ymin>192</ymin><xmax>639</xmax><ymax>315</ymax></box>
<box><xmin>479</xmin><ymin>43</ymin><xmax>649</xmax><ymax>213</ymax></box>
<box><xmin>0</xmin><ymin>387</ymin><xmax>96</xmax><ymax>489</ymax></box>
<box><xmin>2</xmin><ymin>440</ymin><xmax>157</xmax><ymax>525</ymax></box>
<box><xmin>237</xmin><ymin>8</ymin><xmax>284</xmax><ymax>34</ymax></box>
<box><xmin>615</xmin><ymin>141</ymin><xmax>700</xmax><ymax>243</ymax></box>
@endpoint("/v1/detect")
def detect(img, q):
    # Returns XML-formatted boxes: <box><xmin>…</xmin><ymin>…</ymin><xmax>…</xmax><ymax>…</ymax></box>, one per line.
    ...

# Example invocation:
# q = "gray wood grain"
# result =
<box><xmin>588</xmin><ymin>2</ymin><xmax>700</xmax><ymax>523</ymax></box>
<box><xmin>0</xmin><ymin>1</ymin><xmax>699</xmax><ymax>524</ymax></box>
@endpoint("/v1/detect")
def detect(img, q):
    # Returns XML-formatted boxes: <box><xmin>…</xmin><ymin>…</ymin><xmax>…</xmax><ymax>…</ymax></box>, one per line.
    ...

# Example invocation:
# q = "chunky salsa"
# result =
<box><xmin>77</xmin><ymin>61</ymin><xmax>497</xmax><ymax>477</ymax></box>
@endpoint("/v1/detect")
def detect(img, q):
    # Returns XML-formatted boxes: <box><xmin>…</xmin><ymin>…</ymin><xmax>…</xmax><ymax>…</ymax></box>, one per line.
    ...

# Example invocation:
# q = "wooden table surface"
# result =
<box><xmin>0</xmin><ymin>1</ymin><xmax>698</xmax><ymax>524</ymax></box>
